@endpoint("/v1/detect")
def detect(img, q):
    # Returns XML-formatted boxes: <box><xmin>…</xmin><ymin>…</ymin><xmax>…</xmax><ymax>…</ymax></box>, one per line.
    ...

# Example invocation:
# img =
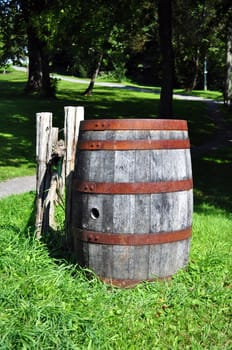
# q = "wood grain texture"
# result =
<box><xmin>64</xmin><ymin>106</ymin><xmax>84</xmax><ymax>242</ymax></box>
<box><xmin>35</xmin><ymin>112</ymin><xmax>53</xmax><ymax>238</ymax></box>
<box><xmin>71</xmin><ymin>119</ymin><xmax>193</xmax><ymax>286</ymax></box>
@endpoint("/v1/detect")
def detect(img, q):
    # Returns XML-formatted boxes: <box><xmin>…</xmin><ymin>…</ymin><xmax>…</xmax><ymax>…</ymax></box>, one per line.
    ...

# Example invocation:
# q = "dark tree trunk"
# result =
<box><xmin>191</xmin><ymin>51</ymin><xmax>200</xmax><ymax>91</ymax></box>
<box><xmin>224</xmin><ymin>26</ymin><xmax>232</xmax><ymax>108</ymax></box>
<box><xmin>25</xmin><ymin>27</ymin><xmax>43</xmax><ymax>93</ymax></box>
<box><xmin>83</xmin><ymin>80</ymin><xmax>95</xmax><ymax>97</ymax></box>
<box><xmin>40</xmin><ymin>45</ymin><xmax>54</xmax><ymax>97</ymax></box>
<box><xmin>83</xmin><ymin>53</ymin><xmax>103</xmax><ymax>96</ymax></box>
<box><xmin>157</xmin><ymin>0</ymin><xmax>174</xmax><ymax>118</ymax></box>
<box><xmin>25</xmin><ymin>27</ymin><xmax>53</xmax><ymax>97</ymax></box>
<box><xmin>21</xmin><ymin>0</ymin><xmax>54</xmax><ymax>97</ymax></box>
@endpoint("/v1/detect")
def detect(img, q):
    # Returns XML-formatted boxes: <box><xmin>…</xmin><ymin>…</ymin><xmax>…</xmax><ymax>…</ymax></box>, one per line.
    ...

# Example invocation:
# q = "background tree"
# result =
<box><xmin>215</xmin><ymin>0</ymin><xmax>232</xmax><ymax>107</ymax></box>
<box><xmin>0</xmin><ymin>0</ymin><xmax>27</xmax><ymax>66</ymax></box>
<box><xmin>124</xmin><ymin>1</ymin><xmax>158</xmax><ymax>85</ymax></box>
<box><xmin>157</xmin><ymin>0</ymin><xmax>174</xmax><ymax>117</ymax></box>
<box><xmin>20</xmin><ymin>0</ymin><xmax>62</xmax><ymax>97</ymax></box>
<box><xmin>173</xmin><ymin>0</ymin><xmax>217</xmax><ymax>91</ymax></box>
<box><xmin>0</xmin><ymin>0</ymin><xmax>62</xmax><ymax>97</ymax></box>
<box><xmin>52</xmin><ymin>0</ymin><xmax>159</xmax><ymax>95</ymax></box>
<box><xmin>0</xmin><ymin>0</ymin><xmax>231</xmax><ymax>102</ymax></box>
<box><xmin>225</xmin><ymin>25</ymin><xmax>232</xmax><ymax>107</ymax></box>
<box><xmin>52</xmin><ymin>0</ymin><xmax>112</xmax><ymax>96</ymax></box>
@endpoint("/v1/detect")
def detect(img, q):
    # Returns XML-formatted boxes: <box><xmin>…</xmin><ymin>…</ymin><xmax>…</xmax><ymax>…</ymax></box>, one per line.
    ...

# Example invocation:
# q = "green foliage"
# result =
<box><xmin>0</xmin><ymin>0</ymin><xmax>27</xmax><ymax>65</ymax></box>
<box><xmin>173</xmin><ymin>0</ymin><xmax>217</xmax><ymax>90</ymax></box>
<box><xmin>107</xmin><ymin>26</ymin><xmax>127</xmax><ymax>82</ymax></box>
<box><xmin>0</xmin><ymin>1</ymin><xmax>230</xmax><ymax>91</ymax></box>
<box><xmin>174</xmin><ymin>89</ymin><xmax>223</xmax><ymax>100</ymax></box>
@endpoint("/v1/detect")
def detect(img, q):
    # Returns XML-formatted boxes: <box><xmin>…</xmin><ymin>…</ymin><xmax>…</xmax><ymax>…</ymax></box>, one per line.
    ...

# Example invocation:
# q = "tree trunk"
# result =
<box><xmin>25</xmin><ymin>27</ymin><xmax>43</xmax><ymax>93</ymax></box>
<box><xmin>25</xmin><ymin>26</ymin><xmax>53</xmax><ymax>97</ymax></box>
<box><xmin>40</xmin><ymin>45</ymin><xmax>54</xmax><ymax>97</ymax></box>
<box><xmin>191</xmin><ymin>50</ymin><xmax>200</xmax><ymax>91</ymax></box>
<box><xmin>225</xmin><ymin>25</ymin><xmax>232</xmax><ymax>107</ymax></box>
<box><xmin>83</xmin><ymin>53</ymin><xmax>103</xmax><ymax>96</ymax></box>
<box><xmin>21</xmin><ymin>0</ymin><xmax>54</xmax><ymax>97</ymax></box>
<box><xmin>157</xmin><ymin>0</ymin><xmax>174</xmax><ymax>118</ymax></box>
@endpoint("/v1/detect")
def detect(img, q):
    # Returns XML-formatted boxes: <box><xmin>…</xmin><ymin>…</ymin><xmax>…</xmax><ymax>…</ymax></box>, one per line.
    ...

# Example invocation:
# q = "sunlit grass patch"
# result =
<box><xmin>0</xmin><ymin>70</ymin><xmax>219</xmax><ymax>181</ymax></box>
<box><xmin>174</xmin><ymin>89</ymin><xmax>223</xmax><ymax>101</ymax></box>
<box><xmin>0</xmin><ymin>193</ymin><xmax>231</xmax><ymax>349</ymax></box>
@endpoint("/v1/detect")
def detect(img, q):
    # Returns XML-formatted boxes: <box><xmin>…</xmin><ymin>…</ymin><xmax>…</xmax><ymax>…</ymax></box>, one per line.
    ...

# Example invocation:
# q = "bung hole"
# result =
<box><xmin>91</xmin><ymin>208</ymin><xmax>100</xmax><ymax>220</ymax></box>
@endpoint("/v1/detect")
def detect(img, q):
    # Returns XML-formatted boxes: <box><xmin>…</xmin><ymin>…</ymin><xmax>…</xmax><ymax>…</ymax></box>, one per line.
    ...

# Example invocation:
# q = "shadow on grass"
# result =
<box><xmin>0</xmin><ymin>79</ymin><xmax>215</xmax><ymax>170</ymax></box>
<box><xmin>23</xmin><ymin>195</ymin><xmax>73</xmax><ymax>263</ymax></box>
<box><xmin>1</xmin><ymin>78</ymin><xmax>231</xmax><ymax>215</ymax></box>
<box><xmin>192</xmin><ymin>150</ymin><xmax>232</xmax><ymax>213</ymax></box>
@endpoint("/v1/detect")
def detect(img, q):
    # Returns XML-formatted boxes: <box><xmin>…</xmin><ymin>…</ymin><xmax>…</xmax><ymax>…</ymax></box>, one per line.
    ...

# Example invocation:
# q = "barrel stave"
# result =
<box><xmin>72</xmin><ymin>120</ymin><xmax>193</xmax><ymax>285</ymax></box>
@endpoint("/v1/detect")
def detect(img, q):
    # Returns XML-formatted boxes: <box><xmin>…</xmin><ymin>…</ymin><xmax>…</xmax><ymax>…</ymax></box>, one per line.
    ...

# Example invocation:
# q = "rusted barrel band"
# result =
<box><xmin>75</xmin><ymin>227</ymin><xmax>192</xmax><ymax>246</ymax></box>
<box><xmin>73</xmin><ymin>179</ymin><xmax>193</xmax><ymax>194</ymax></box>
<box><xmin>99</xmin><ymin>276</ymin><xmax>171</xmax><ymax>288</ymax></box>
<box><xmin>77</xmin><ymin>139</ymin><xmax>190</xmax><ymax>151</ymax></box>
<box><xmin>80</xmin><ymin>119</ymin><xmax>188</xmax><ymax>131</ymax></box>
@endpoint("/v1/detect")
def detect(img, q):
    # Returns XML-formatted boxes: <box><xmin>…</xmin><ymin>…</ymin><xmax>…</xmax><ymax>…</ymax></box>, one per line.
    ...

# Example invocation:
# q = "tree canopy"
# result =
<box><xmin>0</xmin><ymin>0</ymin><xmax>231</xmax><ymax>112</ymax></box>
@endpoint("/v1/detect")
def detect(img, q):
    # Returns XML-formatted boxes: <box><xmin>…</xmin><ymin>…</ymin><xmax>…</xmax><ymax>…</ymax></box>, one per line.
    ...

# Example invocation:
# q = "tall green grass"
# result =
<box><xmin>0</xmin><ymin>193</ymin><xmax>231</xmax><ymax>349</ymax></box>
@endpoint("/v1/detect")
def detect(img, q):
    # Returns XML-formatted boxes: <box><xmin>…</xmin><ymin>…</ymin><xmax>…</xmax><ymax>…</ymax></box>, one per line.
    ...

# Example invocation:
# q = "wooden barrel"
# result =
<box><xmin>71</xmin><ymin>119</ymin><xmax>193</xmax><ymax>287</ymax></box>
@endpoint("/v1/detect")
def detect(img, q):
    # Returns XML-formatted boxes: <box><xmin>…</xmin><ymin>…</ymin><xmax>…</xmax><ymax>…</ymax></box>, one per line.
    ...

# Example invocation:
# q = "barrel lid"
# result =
<box><xmin>80</xmin><ymin>119</ymin><xmax>188</xmax><ymax>131</ymax></box>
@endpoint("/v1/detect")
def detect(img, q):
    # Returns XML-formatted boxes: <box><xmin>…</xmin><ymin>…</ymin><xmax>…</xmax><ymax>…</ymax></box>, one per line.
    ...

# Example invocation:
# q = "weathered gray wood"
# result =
<box><xmin>72</xmin><ymin>121</ymin><xmax>193</xmax><ymax>285</ymax></box>
<box><xmin>64</xmin><ymin>106</ymin><xmax>84</xmax><ymax>177</ymax></box>
<box><xmin>64</xmin><ymin>106</ymin><xmax>84</xmax><ymax>243</ymax></box>
<box><xmin>42</xmin><ymin>127</ymin><xmax>59</xmax><ymax>231</ymax></box>
<box><xmin>80</xmin><ymin>130</ymin><xmax>189</xmax><ymax>141</ymax></box>
<box><xmin>35</xmin><ymin>112</ymin><xmax>53</xmax><ymax>238</ymax></box>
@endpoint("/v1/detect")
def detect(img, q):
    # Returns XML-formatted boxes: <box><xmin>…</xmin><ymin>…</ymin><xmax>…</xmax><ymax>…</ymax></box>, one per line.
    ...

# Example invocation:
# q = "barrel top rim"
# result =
<box><xmin>80</xmin><ymin>119</ymin><xmax>188</xmax><ymax>131</ymax></box>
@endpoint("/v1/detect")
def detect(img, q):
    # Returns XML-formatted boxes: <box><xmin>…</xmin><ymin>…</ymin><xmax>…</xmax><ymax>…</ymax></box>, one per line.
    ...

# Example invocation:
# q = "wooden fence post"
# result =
<box><xmin>35</xmin><ymin>106</ymin><xmax>84</xmax><ymax>240</ymax></box>
<box><xmin>64</xmin><ymin>106</ymin><xmax>84</xmax><ymax>245</ymax></box>
<box><xmin>35</xmin><ymin>112</ymin><xmax>53</xmax><ymax>238</ymax></box>
<box><xmin>43</xmin><ymin>127</ymin><xmax>59</xmax><ymax>230</ymax></box>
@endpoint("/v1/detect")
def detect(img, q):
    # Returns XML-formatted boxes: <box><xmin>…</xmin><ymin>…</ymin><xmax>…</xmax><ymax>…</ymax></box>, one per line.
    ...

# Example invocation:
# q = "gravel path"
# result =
<box><xmin>0</xmin><ymin>175</ymin><xmax>36</xmax><ymax>199</ymax></box>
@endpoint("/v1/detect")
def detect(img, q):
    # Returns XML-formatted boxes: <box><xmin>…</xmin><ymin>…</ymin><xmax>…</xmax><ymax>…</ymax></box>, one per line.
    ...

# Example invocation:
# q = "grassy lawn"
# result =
<box><xmin>174</xmin><ymin>89</ymin><xmax>223</xmax><ymax>100</ymax></box>
<box><xmin>0</xmin><ymin>69</ymin><xmax>221</xmax><ymax>181</ymax></box>
<box><xmin>0</xmin><ymin>194</ymin><xmax>231</xmax><ymax>349</ymax></box>
<box><xmin>0</xmin><ymin>70</ymin><xmax>231</xmax><ymax>349</ymax></box>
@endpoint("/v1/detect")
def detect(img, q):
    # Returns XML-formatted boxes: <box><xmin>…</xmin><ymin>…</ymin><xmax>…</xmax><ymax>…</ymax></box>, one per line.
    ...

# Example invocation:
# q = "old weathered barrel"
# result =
<box><xmin>71</xmin><ymin>119</ymin><xmax>193</xmax><ymax>287</ymax></box>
